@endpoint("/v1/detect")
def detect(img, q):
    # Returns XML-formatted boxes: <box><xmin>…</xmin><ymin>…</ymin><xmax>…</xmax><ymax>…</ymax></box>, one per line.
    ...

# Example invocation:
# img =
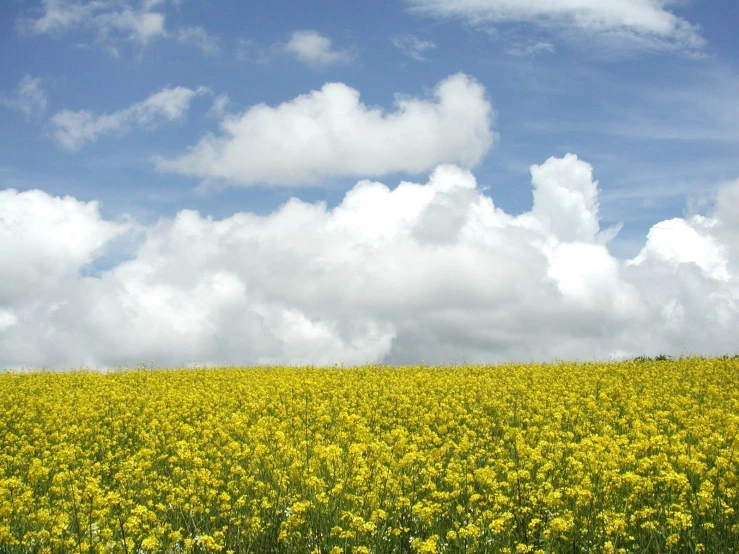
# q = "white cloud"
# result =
<box><xmin>0</xmin><ymin>309</ymin><xmax>18</xmax><ymax>335</ymax></box>
<box><xmin>2</xmin><ymin>156</ymin><xmax>739</xmax><ymax>370</ymax></box>
<box><xmin>392</xmin><ymin>34</ymin><xmax>437</xmax><ymax>61</ymax></box>
<box><xmin>0</xmin><ymin>188</ymin><xmax>133</xmax><ymax>307</ymax></box>
<box><xmin>621</xmin><ymin>181</ymin><xmax>739</xmax><ymax>344</ymax></box>
<box><xmin>48</xmin><ymin>85</ymin><xmax>209</xmax><ymax>151</ymax></box>
<box><xmin>404</xmin><ymin>0</ymin><xmax>705</xmax><ymax>54</ymax></box>
<box><xmin>627</xmin><ymin>217</ymin><xmax>730</xmax><ymax>282</ymax></box>
<box><xmin>156</xmin><ymin>73</ymin><xmax>496</xmax><ymax>186</ymax></box>
<box><xmin>284</xmin><ymin>30</ymin><xmax>355</xmax><ymax>67</ymax></box>
<box><xmin>519</xmin><ymin>153</ymin><xmax>602</xmax><ymax>243</ymax></box>
<box><xmin>0</xmin><ymin>75</ymin><xmax>48</xmax><ymax>121</ymax></box>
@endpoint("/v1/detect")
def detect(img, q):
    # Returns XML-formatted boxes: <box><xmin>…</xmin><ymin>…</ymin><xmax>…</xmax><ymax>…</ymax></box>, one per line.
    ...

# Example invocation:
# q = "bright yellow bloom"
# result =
<box><xmin>0</xmin><ymin>357</ymin><xmax>737</xmax><ymax>553</ymax></box>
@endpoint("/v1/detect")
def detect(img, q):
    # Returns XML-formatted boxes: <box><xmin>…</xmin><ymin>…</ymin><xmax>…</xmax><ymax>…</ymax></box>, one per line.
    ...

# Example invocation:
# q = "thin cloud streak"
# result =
<box><xmin>392</xmin><ymin>34</ymin><xmax>437</xmax><ymax>61</ymax></box>
<box><xmin>48</xmin><ymin>85</ymin><xmax>210</xmax><ymax>151</ymax></box>
<box><xmin>0</xmin><ymin>75</ymin><xmax>48</xmax><ymax>121</ymax></box>
<box><xmin>404</xmin><ymin>0</ymin><xmax>706</xmax><ymax>54</ymax></box>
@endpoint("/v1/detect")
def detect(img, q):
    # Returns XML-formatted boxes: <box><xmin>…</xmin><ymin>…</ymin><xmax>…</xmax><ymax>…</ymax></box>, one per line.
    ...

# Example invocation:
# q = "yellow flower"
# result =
<box><xmin>139</xmin><ymin>536</ymin><xmax>159</xmax><ymax>551</ymax></box>
<box><xmin>0</xmin><ymin>357</ymin><xmax>737</xmax><ymax>553</ymax></box>
<box><xmin>411</xmin><ymin>534</ymin><xmax>439</xmax><ymax>554</ymax></box>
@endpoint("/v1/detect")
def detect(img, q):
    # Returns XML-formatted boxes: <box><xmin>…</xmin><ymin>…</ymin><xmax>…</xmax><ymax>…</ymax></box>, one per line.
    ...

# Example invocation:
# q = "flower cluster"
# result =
<box><xmin>1</xmin><ymin>357</ymin><xmax>738</xmax><ymax>553</ymax></box>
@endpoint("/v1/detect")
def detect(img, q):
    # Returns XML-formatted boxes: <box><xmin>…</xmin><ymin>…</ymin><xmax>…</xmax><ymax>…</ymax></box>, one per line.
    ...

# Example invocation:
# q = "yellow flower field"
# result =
<box><xmin>1</xmin><ymin>357</ymin><xmax>738</xmax><ymax>553</ymax></box>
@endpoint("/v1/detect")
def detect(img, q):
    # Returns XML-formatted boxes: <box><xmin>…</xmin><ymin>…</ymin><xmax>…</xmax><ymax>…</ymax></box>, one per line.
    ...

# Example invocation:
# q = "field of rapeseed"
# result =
<box><xmin>1</xmin><ymin>358</ymin><xmax>738</xmax><ymax>554</ymax></box>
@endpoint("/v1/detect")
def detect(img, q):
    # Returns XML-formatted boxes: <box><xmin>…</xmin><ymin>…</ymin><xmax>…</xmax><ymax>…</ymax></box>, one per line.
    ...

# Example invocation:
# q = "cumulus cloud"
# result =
<box><xmin>0</xmin><ymin>188</ymin><xmax>133</xmax><ymax>307</ymax></box>
<box><xmin>2</xmin><ymin>155</ymin><xmax>739</xmax><ymax>370</ymax></box>
<box><xmin>284</xmin><ymin>30</ymin><xmax>355</xmax><ymax>67</ymax></box>
<box><xmin>404</xmin><ymin>0</ymin><xmax>706</xmax><ymax>54</ymax></box>
<box><xmin>48</xmin><ymin>85</ymin><xmax>209</xmax><ymax>151</ymax></box>
<box><xmin>392</xmin><ymin>34</ymin><xmax>437</xmax><ymax>61</ymax></box>
<box><xmin>0</xmin><ymin>75</ymin><xmax>48</xmax><ymax>121</ymax></box>
<box><xmin>627</xmin><ymin>217</ymin><xmax>730</xmax><ymax>281</ymax></box>
<box><xmin>156</xmin><ymin>73</ymin><xmax>495</xmax><ymax>186</ymax></box>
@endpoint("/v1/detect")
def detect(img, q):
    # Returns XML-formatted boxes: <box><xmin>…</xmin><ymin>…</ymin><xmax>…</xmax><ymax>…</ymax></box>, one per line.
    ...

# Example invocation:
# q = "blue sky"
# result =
<box><xmin>1</xmin><ymin>0</ymin><xmax>738</xmax><ymax>369</ymax></box>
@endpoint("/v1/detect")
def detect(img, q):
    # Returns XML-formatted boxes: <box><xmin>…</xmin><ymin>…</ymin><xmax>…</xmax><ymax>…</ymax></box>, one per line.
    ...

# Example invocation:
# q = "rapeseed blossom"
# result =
<box><xmin>1</xmin><ymin>357</ymin><xmax>738</xmax><ymax>553</ymax></box>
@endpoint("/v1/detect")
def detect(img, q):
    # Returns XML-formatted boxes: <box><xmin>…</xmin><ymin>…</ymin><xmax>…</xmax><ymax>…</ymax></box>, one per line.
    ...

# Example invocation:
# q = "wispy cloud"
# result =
<box><xmin>20</xmin><ymin>0</ymin><xmax>166</xmax><ymax>46</ymax></box>
<box><xmin>236</xmin><ymin>38</ymin><xmax>272</xmax><ymax>64</ymax></box>
<box><xmin>507</xmin><ymin>40</ymin><xmax>555</xmax><ymax>57</ymax></box>
<box><xmin>404</xmin><ymin>0</ymin><xmax>706</xmax><ymax>55</ymax></box>
<box><xmin>237</xmin><ymin>31</ymin><xmax>356</xmax><ymax>67</ymax></box>
<box><xmin>18</xmin><ymin>0</ymin><xmax>220</xmax><ymax>56</ymax></box>
<box><xmin>540</xmin><ymin>64</ymin><xmax>739</xmax><ymax>143</ymax></box>
<box><xmin>48</xmin><ymin>85</ymin><xmax>209</xmax><ymax>151</ymax></box>
<box><xmin>175</xmin><ymin>26</ymin><xmax>221</xmax><ymax>55</ymax></box>
<box><xmin>206</xmin><ymin>94</ymin><xmax>230</xmax><ymax>119</ymax></box>
<box><xmin>392</xmin><ymin>34</ymin><xmax>437</xmax><ymax>61</ymax></box>
<box><xmin>603</xmin><ymin>68</ymin><xmax>739</xmax><ymax>142</ymax></box>
<box><xmin>0</xmin><ymin>75</ymin><xmax>47</xmax><ymax>121</ymax></box>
